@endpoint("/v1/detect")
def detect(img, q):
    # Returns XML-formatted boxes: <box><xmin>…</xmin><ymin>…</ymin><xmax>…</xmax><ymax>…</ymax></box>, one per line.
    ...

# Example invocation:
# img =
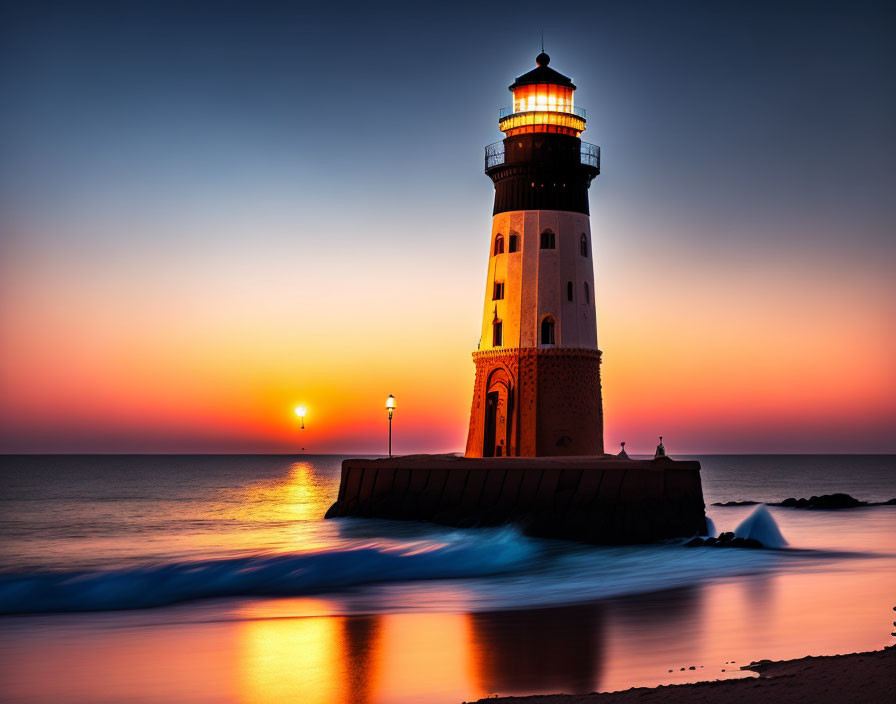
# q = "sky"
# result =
<box><xmin>1</xmin><ymin>0</ymin><xmax>894</xmax><ymax>454</ymax></box>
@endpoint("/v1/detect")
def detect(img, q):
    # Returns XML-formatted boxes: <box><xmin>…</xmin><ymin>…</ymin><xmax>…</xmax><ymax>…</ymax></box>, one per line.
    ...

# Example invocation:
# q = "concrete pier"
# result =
<box><xmin>325</xmin><ymin>454</ymin><xmax>707</xmax><ymax>544</ymax></box>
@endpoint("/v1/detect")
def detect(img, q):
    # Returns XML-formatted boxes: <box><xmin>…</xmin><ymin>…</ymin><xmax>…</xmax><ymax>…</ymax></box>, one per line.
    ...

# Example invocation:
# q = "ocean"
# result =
<box><xmin>0</xmin><ymin>454</ymin><xmax>893</xmax><ymax>703</ymax></box>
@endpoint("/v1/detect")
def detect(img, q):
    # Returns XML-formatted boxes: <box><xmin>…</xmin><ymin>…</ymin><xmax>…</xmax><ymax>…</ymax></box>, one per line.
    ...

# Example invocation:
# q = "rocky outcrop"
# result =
<box><xmin>325</xmin><ymin>454</ymin><xmax>706</xmax><ymax>545</ymax></box>
<box><xmin>776</xmin><ymin>493</ymin><xmax>866</xmax><ymax>509</ymax></box>
<box><xmin>712</xmin><ymin>495</ymin><xmax>896</xmax><ymax>509</ymax></box>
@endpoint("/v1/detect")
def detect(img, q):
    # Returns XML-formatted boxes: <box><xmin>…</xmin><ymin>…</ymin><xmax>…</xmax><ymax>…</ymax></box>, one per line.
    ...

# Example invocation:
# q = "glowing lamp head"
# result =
<box><xmin>295</xmin><ymin>406</ymin><xmax>306</xmax><ymax>418</ymax></box>
<box><xmin>386</xmin><ymin>394</ymin><xmax>396</xmax><ymax>418</ymax></box>
<box><xmin>499</xmin><ymin>53</ymin><xmax>585</xmax><ymax>137</ymax></box>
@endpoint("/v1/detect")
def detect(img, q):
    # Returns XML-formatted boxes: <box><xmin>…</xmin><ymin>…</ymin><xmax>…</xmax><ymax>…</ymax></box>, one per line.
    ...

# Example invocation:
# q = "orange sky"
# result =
<box><xmin>1</xmin><ymin>208</ymin><xmax>893</xmax><ymax>454</ymax></box>
<box><xmin>1</xmin><ymin>2</ymin><xmax>894</xmax><ymax>454</ymax></box>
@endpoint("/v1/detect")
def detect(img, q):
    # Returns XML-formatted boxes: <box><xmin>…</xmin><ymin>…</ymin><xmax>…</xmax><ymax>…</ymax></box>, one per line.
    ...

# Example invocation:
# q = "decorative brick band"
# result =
<box><xmin>473</xmin><ymin>347</ymin><xmax>602</xmax><ymax>362</ymax></box>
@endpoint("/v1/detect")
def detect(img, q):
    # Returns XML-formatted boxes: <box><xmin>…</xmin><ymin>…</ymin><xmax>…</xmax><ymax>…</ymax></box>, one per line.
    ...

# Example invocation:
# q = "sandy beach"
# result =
<box><xmin>469</xmin><ymin>646</ymin><xmax>895</xmax><ymax>703</ymax></box>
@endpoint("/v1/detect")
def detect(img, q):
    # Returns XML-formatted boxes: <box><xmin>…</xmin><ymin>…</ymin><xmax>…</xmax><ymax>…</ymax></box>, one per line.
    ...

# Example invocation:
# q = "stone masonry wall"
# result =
<box><xmin>465</xmin><ymin>348</ymin><xmax>603</xmax><ymax>457</ymax></box>
<box><xmin>325</xmin><ymin>455</ymin><xmax>706</xmax><ymax>545</ymax></box>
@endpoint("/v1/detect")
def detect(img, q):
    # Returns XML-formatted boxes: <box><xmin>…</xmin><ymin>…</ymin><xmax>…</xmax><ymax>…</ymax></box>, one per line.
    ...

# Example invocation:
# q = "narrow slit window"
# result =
<box><xmin>584</xmin><ymin>281</ymin><xmax>590</xmax><ymax>304</ymax></box>
<box><xmin>580</xmin><ymin>234</ymin><xmax>588</xmax><ymax>257</ymax></box>
<box><xmin>492</xmin><ymin>320</ymin><xmax>503</xmax><ymax>347</ymax></box>
<box><xmin>508</xmin><ymin>234</ymin><xmax>519</xmax><ymax>252</ymax></box>
<box><xmin>567</xmin><ymin>281</ymin><xmax>573</xmax><ymax>301</ymax></box>
<box><xmin>540</xmin><ymin>230</ymin><xmax>556</xmax><ymax>249</ymax></box>
<box><xmin>493</xmin><ymin>282</ymin><xmax>505</xmax><ymax>300</ymax></box>
<box><xmin>494</xmin><ymin>234</ymin><xmax>505</xmax><ymax>255</ymax></box>
<box><xmin>540</xmin><ymin>317</ymin><xmax>555</xmax><ymax>345</ymax></box>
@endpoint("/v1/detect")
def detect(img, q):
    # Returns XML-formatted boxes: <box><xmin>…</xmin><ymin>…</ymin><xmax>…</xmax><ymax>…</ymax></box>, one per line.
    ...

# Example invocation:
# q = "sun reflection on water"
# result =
<box><xmin>238</xmin><ymin>614</ymin><xmax>345</xmax><ymax>704</ymax></box>
<box><xmin>196</xmin><ymin>461</ymin><xmax>342</xmax><ymax>556</ymax></box>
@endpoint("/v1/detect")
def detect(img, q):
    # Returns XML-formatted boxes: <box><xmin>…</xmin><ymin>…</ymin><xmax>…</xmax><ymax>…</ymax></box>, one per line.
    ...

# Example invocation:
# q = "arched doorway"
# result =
<box><xmin>483</xmin><ymin>367</ymin><xmax>512</xmax><ymax>457</ymax></box>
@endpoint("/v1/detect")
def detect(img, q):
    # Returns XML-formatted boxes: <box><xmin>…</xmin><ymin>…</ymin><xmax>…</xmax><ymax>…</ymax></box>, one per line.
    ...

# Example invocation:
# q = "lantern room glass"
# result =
<box><xmin>501</xmin><ymin>83</ymin><xmax>584</xmax><ymax>136</ymax></box>
<box><xmin>512</xmin><ymin>84</ymin><xmax>575</xmax><ymax>115</ymax></box>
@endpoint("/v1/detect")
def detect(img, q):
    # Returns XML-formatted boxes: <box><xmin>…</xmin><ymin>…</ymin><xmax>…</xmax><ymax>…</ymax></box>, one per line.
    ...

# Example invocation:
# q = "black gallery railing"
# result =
<box><xmin>484</xmin><ymin>141</ymin><xmax>600</xmax><ymax>171</ymax></box>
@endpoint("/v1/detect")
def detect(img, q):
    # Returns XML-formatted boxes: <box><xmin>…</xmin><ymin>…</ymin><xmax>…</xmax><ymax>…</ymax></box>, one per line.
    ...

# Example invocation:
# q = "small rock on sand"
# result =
<box><xmin>471</xmin><ymin>647</ymin><xmax>895</xmax><ymax>704</ymax></box>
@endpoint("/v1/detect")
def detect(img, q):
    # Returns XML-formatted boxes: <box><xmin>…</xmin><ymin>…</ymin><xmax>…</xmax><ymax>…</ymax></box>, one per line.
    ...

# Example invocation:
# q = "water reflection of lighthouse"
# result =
<box><xmin>466</xmin><ymin>52</ymin><xmax>604</xmax><ymax>458</ymax></box>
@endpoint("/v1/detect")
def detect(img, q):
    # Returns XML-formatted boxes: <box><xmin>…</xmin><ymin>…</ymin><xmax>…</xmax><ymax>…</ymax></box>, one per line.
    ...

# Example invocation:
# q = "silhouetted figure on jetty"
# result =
<box><xmin>654</xmin><ymin>436</ymin><xmax>666</xmax><ymax>459</ymax></box>
<box><xmin>617</xmin><ymin>442</ymin><xmax>629</xmax><ymax>459</ymax></box>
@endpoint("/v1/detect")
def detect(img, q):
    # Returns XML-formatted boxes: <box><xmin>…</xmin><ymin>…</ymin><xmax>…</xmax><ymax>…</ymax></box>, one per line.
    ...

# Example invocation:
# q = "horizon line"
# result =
<box><xmin>2</xmin><ymin>452</ymin><xmax>894</xmax><ymax>457</ymax></box>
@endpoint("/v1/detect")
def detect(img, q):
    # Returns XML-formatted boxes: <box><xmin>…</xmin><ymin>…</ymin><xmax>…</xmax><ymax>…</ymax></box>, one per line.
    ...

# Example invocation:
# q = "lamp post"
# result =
<box><xmin>385</xmin><ymin>394</ymin><xmax>396</xmax><ymax>458</ymax></box>
<box><xmin>295</xmin><ymin>406</ymin><xmax>306</xmax><ymax>430</ymax></box>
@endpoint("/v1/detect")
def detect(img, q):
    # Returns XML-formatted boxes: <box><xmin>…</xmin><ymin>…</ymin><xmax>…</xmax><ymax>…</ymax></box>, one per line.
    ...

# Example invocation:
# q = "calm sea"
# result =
<box><xmin>0</xmin><ymin>454</ymin><xmax>893</xmax><ymax>703</ymax></box>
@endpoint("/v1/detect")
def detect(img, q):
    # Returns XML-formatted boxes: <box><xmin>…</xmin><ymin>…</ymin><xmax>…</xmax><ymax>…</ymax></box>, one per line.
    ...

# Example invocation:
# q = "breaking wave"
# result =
<box><xmin>0</xmin><ymin>527</ymin><xmax>534</xmax><ymax>614</ymax></box>
<box><xmin>734</xmin><ymin>505</ymin><xmax>788</xmax><ymax>548</ymax></box>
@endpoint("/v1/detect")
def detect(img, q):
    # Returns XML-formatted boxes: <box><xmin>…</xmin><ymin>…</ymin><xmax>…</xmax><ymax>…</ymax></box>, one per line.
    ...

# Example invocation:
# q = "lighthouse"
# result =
<box><xmin>465</xmin><ymin>52</ymin><xmax>604</xmax><ymax>458</ymax></box>
<box><xmin>326</xmin><ymin>51</ymin><xmax>707</xmax><ymax>545</ymax></box>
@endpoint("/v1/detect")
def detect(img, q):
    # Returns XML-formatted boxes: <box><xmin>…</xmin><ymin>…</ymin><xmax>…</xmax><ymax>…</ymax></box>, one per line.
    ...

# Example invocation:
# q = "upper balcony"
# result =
<box><xmin>499</xmin><ymin>105</ymin><xmax>586</xmax><ymax>120</ymax></box>
<box><xmin>498</xmin><ymin>102</ymin><xmax>588</xmax><ymax>137</ymax></box>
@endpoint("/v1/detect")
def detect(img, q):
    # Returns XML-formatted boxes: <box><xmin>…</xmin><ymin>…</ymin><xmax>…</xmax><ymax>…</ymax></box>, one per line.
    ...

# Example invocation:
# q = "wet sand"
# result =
<box><xmin>469</xmin><ymin>646</ymin><xmax>895</xmax><ymax>703</ymax></box>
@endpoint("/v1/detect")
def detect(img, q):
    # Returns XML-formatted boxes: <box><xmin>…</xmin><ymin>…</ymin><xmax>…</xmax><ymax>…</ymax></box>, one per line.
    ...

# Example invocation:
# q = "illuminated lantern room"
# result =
<box><xmin>499</xmin><ymin>52</ymin><xmax>586</xmax><ymax>137</ymax></box>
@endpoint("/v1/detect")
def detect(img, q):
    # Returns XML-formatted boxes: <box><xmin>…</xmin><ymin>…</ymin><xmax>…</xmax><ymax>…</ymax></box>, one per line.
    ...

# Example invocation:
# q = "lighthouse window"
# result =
<box><xmin>494</xmin><ymin>235</ymin><xmax>505</xmax><ymax>255</ymax></box>
<box><xmin>540</xmin><ymin>317</ymin><xmax>556</xmax><ymax>346</ymax></box>
<box><xmin>540</xmin><ymin>230</ymin><xmax>556</xmax><ymax>249</ymax></box>
<box><xmin>492</xmin><ymin>320</ymin><xmax>503</xmax><ymax>347</ymax></box>
<box><xmin>508</xmin><ymin>234</ymin><xmax>519</xmax><ymax>252</ymax></box>
<box><xmin>584</xmin><ymin>281</ymin><xmax>590</xmax><ymax>303</ymax></box>
<box><xmin>567</xmin><ymin>281</ymin><xmax>573</xmax><ymax>301</ymax></box>
<box><xmin>493</xmin><ymin>282</ymin><xmax>505</xmax><ymax>300</ymax></box>
<box><xmin>581</xmin><ymin>234</ymin><xmax>588</xmax><ymax>257</ymax></box>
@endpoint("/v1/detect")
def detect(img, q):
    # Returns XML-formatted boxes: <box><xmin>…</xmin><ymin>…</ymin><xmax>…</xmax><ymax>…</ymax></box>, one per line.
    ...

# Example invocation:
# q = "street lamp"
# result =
<box><xmin>295</xmin><ymin>406</ymin><xmax>306</xmax><ymax>430</ymax></box>
<box><xmin>385</xmin><ymin>394</ymin><xmax>396</xmax><ymax>458</ymax></box>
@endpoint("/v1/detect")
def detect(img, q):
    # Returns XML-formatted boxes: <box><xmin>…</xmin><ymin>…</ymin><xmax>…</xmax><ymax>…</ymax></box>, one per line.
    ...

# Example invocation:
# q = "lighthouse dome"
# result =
<box><xmin>500</xmin><ymin>53</ymin><xmax>584</xmax><ymax>136</ymax></box>
<box><xmin>509</xmin><ymin>53</ymin><xmax>576</xmax><ymax>91</ymax></box>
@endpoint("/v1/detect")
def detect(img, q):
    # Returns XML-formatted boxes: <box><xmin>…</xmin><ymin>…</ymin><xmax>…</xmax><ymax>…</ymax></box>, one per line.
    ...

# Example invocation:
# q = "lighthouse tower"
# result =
<box><xmin>465</xmin><ymin>52</ymin><xmax>603</xmax><ymax>458</ymax></box>
<box><xmin>328</xmin><ymin>51</ymin><xmax>706</xmax><ymax>543</ymax></box>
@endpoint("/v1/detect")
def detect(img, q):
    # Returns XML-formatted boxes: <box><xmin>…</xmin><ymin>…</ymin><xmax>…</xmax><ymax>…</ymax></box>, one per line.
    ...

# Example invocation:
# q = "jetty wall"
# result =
<box><xmin>325</xmin><ymin>454</ymin><xmax>706</xmax><ymax>544</ymax></box>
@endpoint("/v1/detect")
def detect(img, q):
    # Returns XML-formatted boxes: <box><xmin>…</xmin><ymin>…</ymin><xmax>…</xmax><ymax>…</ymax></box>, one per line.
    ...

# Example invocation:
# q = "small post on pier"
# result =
<box><xmin>386</xmin><ymin>394</ymin><xmax>396</xmax><ymax>458</ymax></box>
